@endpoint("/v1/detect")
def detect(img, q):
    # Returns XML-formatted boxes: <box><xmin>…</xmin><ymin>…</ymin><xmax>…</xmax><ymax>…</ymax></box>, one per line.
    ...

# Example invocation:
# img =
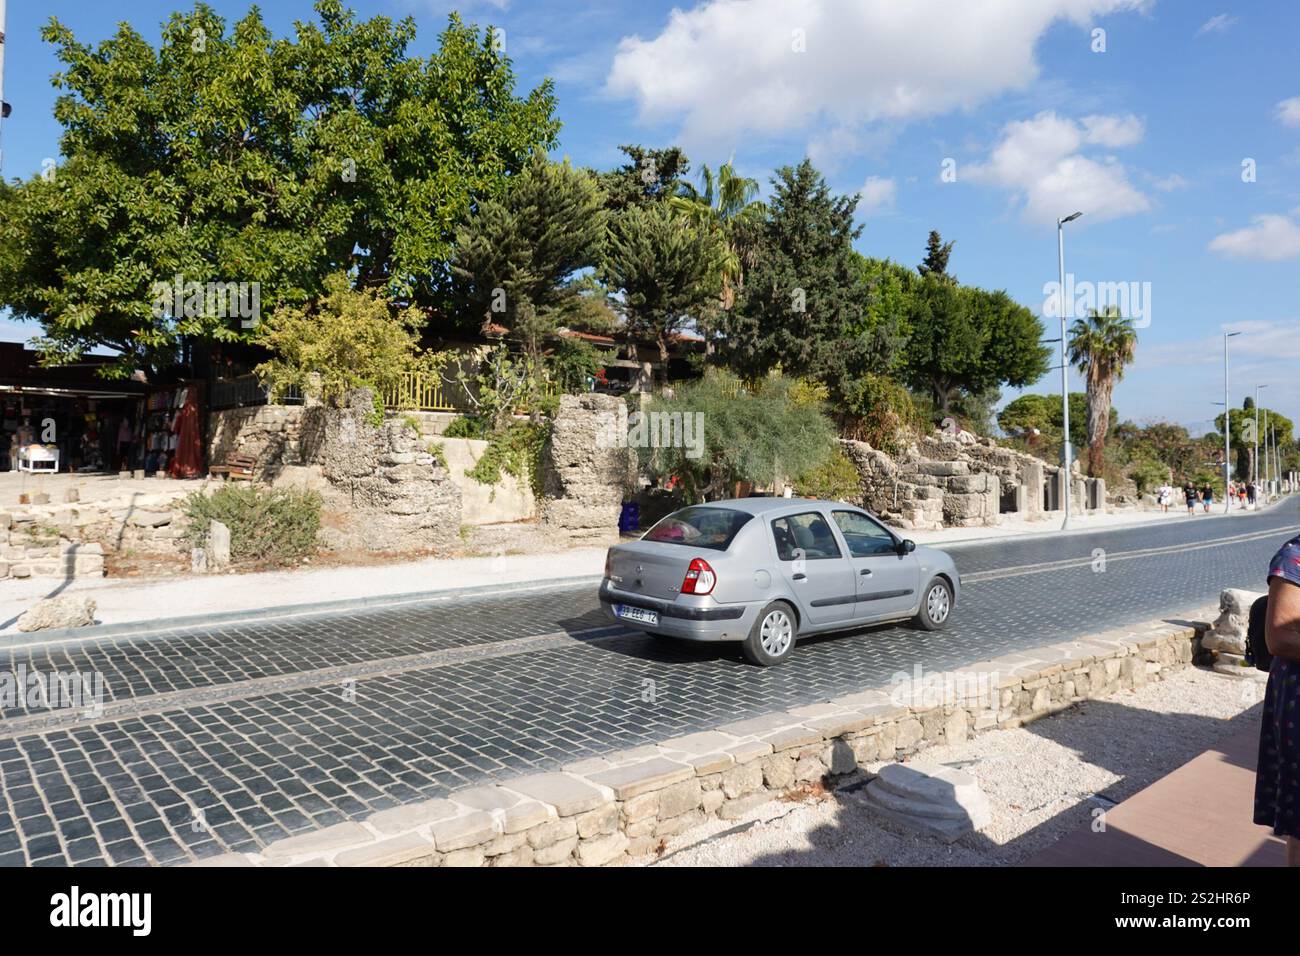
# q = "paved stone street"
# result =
<box><xmin>1</xmin><ymin>506</ymin><xmax>1296</xmax><ymax>866</ymax></box>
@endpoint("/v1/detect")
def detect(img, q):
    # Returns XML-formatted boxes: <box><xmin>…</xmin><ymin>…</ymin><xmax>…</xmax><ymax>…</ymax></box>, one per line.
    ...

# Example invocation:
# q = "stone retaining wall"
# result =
<box><xmin>198</xmin><ymin>613</ymin><xmax>1207</xmax><ymax>869</ymax></box>
<box><xmin>1</xmin><ymin>490</ymin><xmax>192</xmax><ymax>579</ymax></box>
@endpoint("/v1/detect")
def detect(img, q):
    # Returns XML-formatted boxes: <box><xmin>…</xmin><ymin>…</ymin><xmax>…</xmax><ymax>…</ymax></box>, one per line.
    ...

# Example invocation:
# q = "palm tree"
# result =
<box><xmin>669</xmin><ymin>160</ymin><xmax>766</xmax><ymax>310</ymax></box>
<box><xmin>1068</xmin><ymin>306</ymin><xmax>1138</xmax><ymax>478</ymax></box>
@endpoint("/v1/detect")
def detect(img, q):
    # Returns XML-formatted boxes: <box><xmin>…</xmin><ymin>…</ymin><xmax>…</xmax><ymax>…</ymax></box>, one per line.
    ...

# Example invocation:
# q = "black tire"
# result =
<box><xmin>914</xmin><ymin>577</ymin><xmax>953</xmax><ymax>630</ymax></box>
<box><xmin>742</xmin><ymin>601</ymin><xmax>798</xmax><ymax>666</ymax></box>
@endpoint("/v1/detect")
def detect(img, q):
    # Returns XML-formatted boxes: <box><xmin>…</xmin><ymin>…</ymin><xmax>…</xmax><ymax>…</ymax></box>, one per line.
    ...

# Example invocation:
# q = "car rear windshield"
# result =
<box><xmin>642</xmin><ymin>507</ymin><xmax>753</xmax><ymax>551</ymax></box>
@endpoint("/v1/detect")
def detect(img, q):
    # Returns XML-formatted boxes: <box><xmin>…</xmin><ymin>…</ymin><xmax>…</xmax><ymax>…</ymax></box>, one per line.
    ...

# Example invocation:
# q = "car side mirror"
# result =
<box><xmin>896</xmin><ymin>539</ymin><xmax>916</xmax><ymax>555</ymax></box>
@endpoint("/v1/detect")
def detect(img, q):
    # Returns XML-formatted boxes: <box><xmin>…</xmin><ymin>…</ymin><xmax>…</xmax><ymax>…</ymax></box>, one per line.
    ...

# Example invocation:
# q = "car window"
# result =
<box><xmin>832</xmin><ymin>510</ymin><xmax>898</xmax><ymax>557</ymax></box>
<box><xmin>643</xmin><ymin>506</ymin><xmax>752</xmax><ymax>551</ymax></box>
<box><xmin>771</xmin><ymin>512</ymin><xmax>842</xmax><ymax>561</ymax></box>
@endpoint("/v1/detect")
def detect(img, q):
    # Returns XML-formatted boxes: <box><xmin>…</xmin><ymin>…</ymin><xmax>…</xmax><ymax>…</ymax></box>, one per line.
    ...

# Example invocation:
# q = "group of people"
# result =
<box><xmin>1153</xmin><ymin>481</ymin><xmax>1259</xmax><ymax>514</ymax></box>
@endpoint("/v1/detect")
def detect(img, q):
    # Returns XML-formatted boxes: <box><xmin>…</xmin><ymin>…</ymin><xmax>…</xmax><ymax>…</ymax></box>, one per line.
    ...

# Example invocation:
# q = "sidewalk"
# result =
<box><xmin>1</xmin><ymin>497</ymin><xmax>1288</xmax><ymax>634</ymax></box>
<box><xmin>1026</xmin><ymin>711</ymin><xmax>1286</xmax><ymax>866</ymax></box>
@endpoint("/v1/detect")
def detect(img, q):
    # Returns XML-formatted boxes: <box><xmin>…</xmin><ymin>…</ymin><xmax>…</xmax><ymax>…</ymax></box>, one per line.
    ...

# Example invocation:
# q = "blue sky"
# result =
<box><xmin>2</xmin><ymin>0</ymin><xmax>1298</xmax><ymax>434</ymax></box>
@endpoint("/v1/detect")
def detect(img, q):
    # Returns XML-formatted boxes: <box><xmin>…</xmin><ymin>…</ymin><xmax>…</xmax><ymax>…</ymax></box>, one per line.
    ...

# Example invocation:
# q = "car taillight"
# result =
<box><xmin>681</xmin><ymin>557</ymin><xmax>716</xmax><ymax>595</ymax></box>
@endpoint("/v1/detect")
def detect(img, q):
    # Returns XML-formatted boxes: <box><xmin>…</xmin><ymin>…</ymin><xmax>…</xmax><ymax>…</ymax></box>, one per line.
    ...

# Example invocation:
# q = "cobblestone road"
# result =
<box><xmin>2</xmin><ymin>506</ymin><xmax>1296</xmax><ymax>866</ymax></box>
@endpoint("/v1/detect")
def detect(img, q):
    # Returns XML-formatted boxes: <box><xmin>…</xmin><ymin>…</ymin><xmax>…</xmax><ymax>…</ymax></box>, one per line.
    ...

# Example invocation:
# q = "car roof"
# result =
<box><xmin>685</xmin><ymin>498</ymin><xmax>860</xmax><ymax>516</ymax></box>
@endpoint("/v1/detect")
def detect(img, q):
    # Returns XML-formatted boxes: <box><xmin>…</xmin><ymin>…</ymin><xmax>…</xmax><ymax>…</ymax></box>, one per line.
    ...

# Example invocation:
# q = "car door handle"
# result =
<box><xmin>792</xmin><ymin>572</ymin><xmax>806</xmax><ymax>581</ymax></box>
<box><xmin>859</xmin><ymin>569</ymin><xmax>873</xmax><ymax>576</ymax></box>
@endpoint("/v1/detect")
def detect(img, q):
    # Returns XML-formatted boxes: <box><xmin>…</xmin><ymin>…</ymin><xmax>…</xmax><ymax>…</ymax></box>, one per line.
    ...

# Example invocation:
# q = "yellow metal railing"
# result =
<box><xmin>383</xmin><ymin>373</ymin><xmax>560</xmax><ymax>414</ymax></box>
<box><xmin>384</xmin><ymin>372</ymin><xmax>463</xmax><ymax>412</ymax></box>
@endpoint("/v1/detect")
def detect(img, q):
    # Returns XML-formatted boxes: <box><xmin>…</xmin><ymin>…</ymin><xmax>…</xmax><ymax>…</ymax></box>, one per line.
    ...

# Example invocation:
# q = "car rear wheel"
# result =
<box><xmin>914</xmin><ymin>578</ymin><xmax>953</xmax><ymax>630</ymax></box>
<box><xmin>742</xmin><ymin>601</ymin><xmax>798</xmax><ymax>666</ymax></box>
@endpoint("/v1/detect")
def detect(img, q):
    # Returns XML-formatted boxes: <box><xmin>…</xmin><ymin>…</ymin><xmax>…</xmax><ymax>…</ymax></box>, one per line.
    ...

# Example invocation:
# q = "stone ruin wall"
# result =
<box><xmin>842</xmin><ymin>433</ymin><xmax>1064</xmax><ymax>531</ymax></box>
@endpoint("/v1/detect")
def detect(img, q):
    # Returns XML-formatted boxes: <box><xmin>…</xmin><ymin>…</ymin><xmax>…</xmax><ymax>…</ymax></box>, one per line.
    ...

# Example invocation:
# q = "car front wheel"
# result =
<box><xmin>742</xmin><ymin>601</ymin><xmax>798</xmax><ymax>666</ymax></box>
<box><xmin>914</xmin><ymin>578</ymin><xmax>953</xmax><ymax>630</ymax></box>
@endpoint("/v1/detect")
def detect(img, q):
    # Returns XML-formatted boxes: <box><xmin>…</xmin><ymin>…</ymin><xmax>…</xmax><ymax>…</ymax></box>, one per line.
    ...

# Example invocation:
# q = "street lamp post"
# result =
<box><xmin>0</xmin><ymin>0</ymin><xmax>8</xmax><ymax>174</ymax></box>
<box><xmin>1254</xmin><ymin>385</ymin><xmax>1268</xmax><ymax>504</ymax></box>
<box><xmin>1223</xmin><ymin>331</ymin><xmax>1241</xmax><ymax>514</ymax></box>
<box><xmin>1057</xmin><ymin>211</ymin><xmax>1082</xmax><ymax>530</ymax></box>
<box><xmin>1263</xmin><ymin>406</ymin><xmax>1271</xmax><ymax>496</ymax></box>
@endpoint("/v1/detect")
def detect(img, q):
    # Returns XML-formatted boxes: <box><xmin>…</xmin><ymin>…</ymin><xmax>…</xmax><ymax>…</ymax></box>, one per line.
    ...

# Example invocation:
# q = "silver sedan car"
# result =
<box><xmin>599</xmin><ymin>498</ymin><xmax>960</xmax><ymax>666</ymax></box>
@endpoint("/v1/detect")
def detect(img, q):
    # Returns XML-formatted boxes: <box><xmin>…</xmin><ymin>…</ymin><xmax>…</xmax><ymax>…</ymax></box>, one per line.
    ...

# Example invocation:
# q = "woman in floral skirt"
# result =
<box><xmin>1255</xmin><ymin>533</ymin><xmax>1300</xmax><ymax>865</ymax></box>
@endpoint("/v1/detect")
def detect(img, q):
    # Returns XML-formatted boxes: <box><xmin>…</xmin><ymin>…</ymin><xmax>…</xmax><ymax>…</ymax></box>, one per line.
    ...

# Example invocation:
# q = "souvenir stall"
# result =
<box><xmin>134</xmin><ymin>380</ymin><xmax>205</xmax><ymax>477</ymax></box>
<box><xmin>1</xmin><ymin>343</ymin><xmax>149</xmax><ymax>474</ymax></box>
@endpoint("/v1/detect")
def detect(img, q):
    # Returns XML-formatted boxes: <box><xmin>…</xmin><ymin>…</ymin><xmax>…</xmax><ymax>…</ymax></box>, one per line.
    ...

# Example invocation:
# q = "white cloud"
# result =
<box><xmin>1208</xmin><ymin>214</ymin><xmax>1300</xmax><ymax>261</ymax></box>
<box><xmin>1195</xmin><ymin>14</ymin><xmax>1237</xmax><ymax>36</ymax></box>
<box><xmin>1276</xmin><ymin>97</ymin><xmax>1300</xmax><ymax>128</ymax></box>
<box><xmin>1081</xmin><ymin>113</ymin><xmax>1145</xmax><ymax>147</ymax></box>
<box><xmin>964</xmin><ymin>111</ymin><xmax>1151</xmax><ymax>225</ymax></box>
<box><xmin>1152</xmin><ymin>173</ymin><xmax>1189</xmax><ymax>191</ymax></box>
<box><xmin>857</xmin><ymin>176</ymin><xmax>897</xmax><ymax>215</ymax></box>
<box><xmin>605</xmin><ymin>0</ymin><xmax>1148</xmax><ymax>151</ymax></box>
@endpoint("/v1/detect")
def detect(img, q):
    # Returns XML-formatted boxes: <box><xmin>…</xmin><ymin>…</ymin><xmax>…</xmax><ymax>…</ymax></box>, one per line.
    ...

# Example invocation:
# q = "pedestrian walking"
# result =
<box><xmin>1156</xmin><ymin>484</ymin><xmax>1171</xmax><ymax>513</ymax></box>
<box><xmin>1254</xmin><ymin>532</ymin><xmax>1300</xmax><ymax>866</ymax></box>
<box><xmin>1184</xmin><ymin>482</ymin><xmax>1197</xmax><ymax>514</ymax></box>
<box><xmin>1200</xmin><ymin>483</ymin><xmax>1213</xmax><ymax>513</ymax></box>
<box><xmin>1248</xmin><ymin>481</ymin><xmax>1258</xmax><ymax>510</ymax></box>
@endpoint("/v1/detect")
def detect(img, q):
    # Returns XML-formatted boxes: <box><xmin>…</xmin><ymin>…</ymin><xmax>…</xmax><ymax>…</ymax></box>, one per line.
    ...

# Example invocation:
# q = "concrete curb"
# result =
<box><xmin>0</xmin><ymin>573</ymin><xmax>604</xmax><ymax>650</ymax></box>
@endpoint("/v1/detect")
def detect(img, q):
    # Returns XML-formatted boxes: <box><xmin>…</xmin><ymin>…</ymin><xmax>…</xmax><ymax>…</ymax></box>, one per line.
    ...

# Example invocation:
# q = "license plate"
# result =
<box><xmin>615</xmin><ymin>604</ymin><xmax>659</xmax><ymax>627</ymax></box>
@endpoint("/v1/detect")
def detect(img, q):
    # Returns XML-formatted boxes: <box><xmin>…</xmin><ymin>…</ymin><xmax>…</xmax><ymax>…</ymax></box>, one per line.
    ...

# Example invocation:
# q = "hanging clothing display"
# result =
<box><xmin>167</xmin><ymin>386</ymin><xmax>204</xmax><ymax>478</ymax></box>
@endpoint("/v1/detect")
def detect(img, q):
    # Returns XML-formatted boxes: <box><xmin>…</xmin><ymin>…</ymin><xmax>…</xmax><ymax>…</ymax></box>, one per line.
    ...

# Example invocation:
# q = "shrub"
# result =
<box><xmin>840</xmin><ymin>373</ymin><xmax>921</xmax><ymax>453</ymax></box>
<box><xmin>642</xmin><ymin>369</ymin><xmax>838</xmax><ymax>501</ymax></box>
<box><xmin>184</xmin><ymin>484</ymin><xmax>322</xmax><ymax>565</ymax></box>
<box><xmin>444</xmin><ymin>415</ymin><xmax>492</xmax><ymax>439</ymax></box>
<box><xmin>793</xmin><ymin>446</ymin><xmax>861</xmax><ymax>502</ymax></box>
<box><xmin>254</xmin><ymin>273</ymin><xmax>445</xmax><ymax>407</ymax></box>
<box><xmin>466</xmin><ymin>420</ymin><xmax>548</xmax><ymax>493</ymax></box>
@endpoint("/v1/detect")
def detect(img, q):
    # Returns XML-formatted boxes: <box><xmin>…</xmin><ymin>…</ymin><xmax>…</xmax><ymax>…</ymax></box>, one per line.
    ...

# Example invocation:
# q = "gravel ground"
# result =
<box><xmin>648</xmin><ymin>667</ymin><xmax>1265</xmax><ymax>867</ymax></box>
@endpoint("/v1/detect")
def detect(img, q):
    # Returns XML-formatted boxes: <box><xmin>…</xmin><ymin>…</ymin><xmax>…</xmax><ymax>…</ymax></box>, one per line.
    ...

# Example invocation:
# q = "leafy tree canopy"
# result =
<box><xmin>642</xmin><ymin>370</ymin><xmax>838</xmax><ymax>502</ymax></box>
<box><xmin>451</xmin><ymin>154</ymin><xmax>607</xmax><ymax>337</ymax></box>
<box><xmin>253</xmin><ymin>273</ymin><xmax>443</xmax><ymax>407</ymax></box>
<box><xmin>601</xmin><ymin>201</ymin><xmax>721</xmax><ymax>365</ymax></box>
<box><xmin>720</xmin><ymin>159</ymin><xmax>871</xmax><ymax>395</ymax></box>
<box><xmin>597</xmin><ymin>145</ymin><xmax>691</xmax><ymax>213</ymax></box>
<box><xmin>0</xmin><ymin>0</ymin><xmax>559</xmax><ymax>375</ymax></box>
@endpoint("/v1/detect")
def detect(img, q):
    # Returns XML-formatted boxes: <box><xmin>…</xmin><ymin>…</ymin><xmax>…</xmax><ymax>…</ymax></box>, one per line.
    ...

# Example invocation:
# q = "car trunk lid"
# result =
<box><xmin>606</xmin><ymin>541</ymin><xmax>697</xmax><ymax>602</ymax></box>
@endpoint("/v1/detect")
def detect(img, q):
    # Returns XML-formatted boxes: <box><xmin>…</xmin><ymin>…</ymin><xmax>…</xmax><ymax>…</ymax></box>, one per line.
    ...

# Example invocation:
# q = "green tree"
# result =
<box><xmin>903</xmin><ymin>281</ymin><xmax>1048</xmax><ymax>416</ymax></box>
<box><xmin>999</xmin><ymin>392</ymin><xmax>1115</xmax><ymax>456</ymax></box>
<box><xmin>451</xmin><ymin>154</ymin><xmax>608</xmax><ymax>351</ymax></box>
<box><xmin>602</xmin><ymin>202</ymin><xmax>721</xmax><ymax>374</ymax></box>
<box><xmin>918</xmin><ymin>229</ymin><xmax>955</xmax><ymax>279</ymax></box>
<box><xmin>641</xmin><ymin>370</ymin><xmax>838</xmax><ymax>502</ymax></box>
<box><xmin>853</xmin><ymin>256</ymin><xmax>915</xmax><ymax>374</ymax></box>
<box><xmin>253</xmin><ymin>273</ymin><xmax>443</xmax><ymax>407</ymax></box>
<box><xmin>669</xmin><ymin>160</ymin><xmax>766</xmax><ymax>311</ymax></box>
<box><xmin>598</xmin><ymin>145</ymin><xmax>691</xmax><ymax>212</ymax></box>
<box><xmin>1216</xmin><ymin>405</ymin><xmax>1294</xmax><ymax>481</ymax></box>
<box><xmin>0</xmin><ymin>1</ymin><xmax>559</xmax><ymax>375</ymax></box>
<box><xmin>720</xmin><ymin>160</ymin><xmax>871</xmax><ymax>395</ymax></box>
<box><xmin>1068</xmin><ymin>306</ymin><xmax>1138</xmax><ymax>477</ymax></box>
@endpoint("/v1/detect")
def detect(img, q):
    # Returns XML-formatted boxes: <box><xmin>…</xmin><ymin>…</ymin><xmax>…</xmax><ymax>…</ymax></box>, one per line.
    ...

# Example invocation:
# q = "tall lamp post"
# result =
<box><xmin>1057</xmin><ymin>211</ymin><xmax>1082</xmax><ymax>530</ymax></box>
<box><xmin>1223</xmin><ymin>331</ymin><xmax>1241</xmax><ymax>513</ymax></box>
<box><xmin>0</xmin><ymin>0</ymin><xmax>8</xmax><ymax>174</ymax></box>
<box><xmin>1254</xmin><ymin>385</ymin><xmax>1268</xmax><ymax>493</ymax></box>
<box><xmin>1263</xmin><ymin>406</ymin><xmax>1271</xmax><ymax>497</ymax></box>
